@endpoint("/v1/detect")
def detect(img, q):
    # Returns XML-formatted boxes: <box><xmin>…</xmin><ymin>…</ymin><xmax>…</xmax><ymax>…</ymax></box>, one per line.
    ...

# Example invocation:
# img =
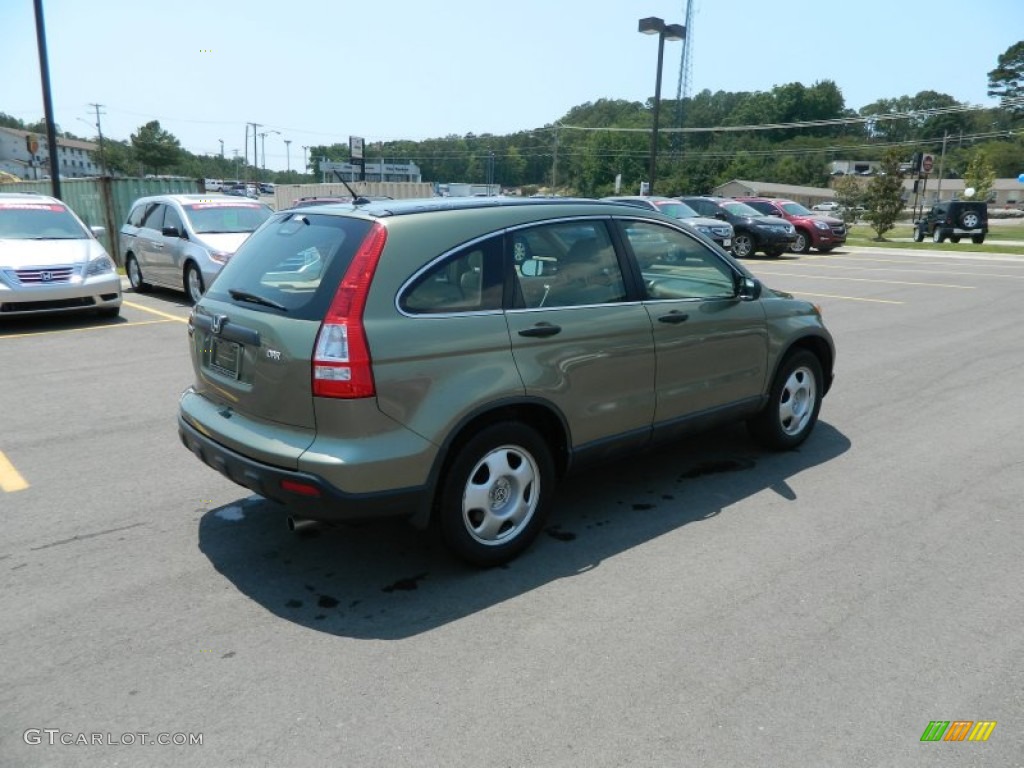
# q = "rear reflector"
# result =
<box><xmin>280</xmin><ymin>479</ymin><xmax>321</xmax><ymax>497</ymax></box>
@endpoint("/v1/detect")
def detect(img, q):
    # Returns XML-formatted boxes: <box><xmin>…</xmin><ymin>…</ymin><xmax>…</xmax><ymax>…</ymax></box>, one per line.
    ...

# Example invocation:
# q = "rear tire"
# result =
<box><xmin>748</xmin><ymin>350</ymin><xmax>823</xmax><ymax>450</ymax></box>
<box><xmin>950</xmin><ymin>236</ymin><xmax>961</xmax><ymax>243</ymax></box>
<box><xmin>438</xmin><ymin>423</ymin><xmax>554</xmax><ymax>567</ymax></box>
<box><xmin>972</xmin><ymin>235</ymin><xmax>985</xmax><ymax>244</ymax></box>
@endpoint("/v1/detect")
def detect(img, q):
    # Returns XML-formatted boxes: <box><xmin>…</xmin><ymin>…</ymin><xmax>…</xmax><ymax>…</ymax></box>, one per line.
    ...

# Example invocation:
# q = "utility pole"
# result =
<box><xmin>284</xmin><ymin>139</ymin><xmax>291</xmax><ymax>172</ymax></box>
<box><xmin>936</xmin><ymin>131</ymin><xmax>949</xmax><ymax>203</ymax></box>
<box><xmin>246</xmin><ymin>122</ymin><xmax>261</xmax><ymax>181</ymax></box>
<box><xmin>33</xmin><ymin>0</ymin><xmax>60</xmax><ymax>198</ymax></box>
<box><xmin>302</xmin><ymin>145</ymin><xmax>310</xmax><ymax>174</ymax></box>
<box><xmin>551</xmin><ymin>124</ymin><xmax>559</xmax><ymax>192</ymax></box>
<box><xmin>218</xmin><ymin>138</ymin><xmax>224</xmax><ymax>158</ymax></box>
<box><xmin>88</xmin><ymin>102</ymin><xmax>107</xmax><ymax>176</ymax></box>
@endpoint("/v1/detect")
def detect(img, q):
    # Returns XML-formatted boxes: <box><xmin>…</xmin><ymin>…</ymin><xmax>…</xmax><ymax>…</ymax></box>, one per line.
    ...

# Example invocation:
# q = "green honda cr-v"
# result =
<box><xmin>178</xmin><ymin>197</ymin><xmax>836</xmax><ymax>566</ymax></box>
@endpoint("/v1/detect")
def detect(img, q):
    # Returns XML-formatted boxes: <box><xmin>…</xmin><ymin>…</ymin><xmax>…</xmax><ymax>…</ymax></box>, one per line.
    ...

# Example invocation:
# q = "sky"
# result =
<box><xmin>1</xmin><ymin>0</ymin><xmax>1020</xmax><ymax>172</ymax></box>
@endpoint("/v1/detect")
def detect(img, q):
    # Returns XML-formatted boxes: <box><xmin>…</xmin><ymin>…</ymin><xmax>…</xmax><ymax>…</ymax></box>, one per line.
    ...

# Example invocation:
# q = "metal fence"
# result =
<box><xmin>3</xmin><ymin>177</ymin><xmax>201</xmax><ymax>265</ymax></box>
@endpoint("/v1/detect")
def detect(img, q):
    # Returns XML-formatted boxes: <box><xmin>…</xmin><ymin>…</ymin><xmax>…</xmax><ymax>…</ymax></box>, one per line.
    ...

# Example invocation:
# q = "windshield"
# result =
<box><xmin>721</xmin><ymin>201</ymin><xmax>763</xmax><ymax>217</ymax></box>
<box><xmin>0</xmin><ymin>202</ymin><xmax>88</xmax><ymax>240</ymax></box>
<box><xmin>655</xmin><ymin>201</ymin><xmax>701</xmax><ymax>219</ymax></box>
<box><xmin>184</xmin><ymin>202</ymin><xmax>272</xmax><ymax>234</ymax></box>
<box><xmin>781</xmin><ymin>202</ymin><xmax>813</xmax><ymax>215</ymax></box>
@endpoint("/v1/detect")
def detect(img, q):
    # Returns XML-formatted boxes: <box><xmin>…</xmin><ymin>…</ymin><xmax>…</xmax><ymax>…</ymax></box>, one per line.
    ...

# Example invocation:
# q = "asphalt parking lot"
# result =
<box><xmin>2</xmin><ymin>245</ymin><xmax>1022</xmax><ymax>767</ymax></box>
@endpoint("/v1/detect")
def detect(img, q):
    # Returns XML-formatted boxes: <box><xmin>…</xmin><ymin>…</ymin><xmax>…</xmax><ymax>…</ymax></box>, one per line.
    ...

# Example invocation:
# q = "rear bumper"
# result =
<box><xmin>178</xmin><ymin>415</ymin><xmax>428</xmax><ymax>523</ymax></box>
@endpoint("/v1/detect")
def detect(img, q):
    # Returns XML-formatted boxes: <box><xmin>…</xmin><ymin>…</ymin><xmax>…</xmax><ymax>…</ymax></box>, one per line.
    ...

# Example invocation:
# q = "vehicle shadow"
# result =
<box><xmin>197</xmin><ymin>421</ymin><xmax>850</xmax><ymax>640</ymax></box>
<box><xmin>0</xmin><ymin>311</ymin><xmax>126</xmax><ymax>336</ymax></box>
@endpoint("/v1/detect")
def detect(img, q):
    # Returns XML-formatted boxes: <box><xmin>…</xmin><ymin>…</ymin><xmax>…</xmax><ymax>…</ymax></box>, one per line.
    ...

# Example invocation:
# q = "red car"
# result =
<box><xmin>736</xmin><ymin>197</ymin><xmax>846</xmax><ymax>255</ymax></box>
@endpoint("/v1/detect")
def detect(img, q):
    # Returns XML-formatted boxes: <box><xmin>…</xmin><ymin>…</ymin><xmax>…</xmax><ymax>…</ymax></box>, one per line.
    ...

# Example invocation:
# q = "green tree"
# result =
<box><xmin>963</xmin><ymin>151</ymin><xmax>996</xmax><ymax>202</ymax></box>
<box><xmin>130</xmin><ymin>120</ymin><xmax>181</xmax><ymax>174</ymax></box>
<box><xmin>833</xmin><ymin>175</ymin><xmax>866</xmax><ymax>223</ymax></box>
<box><xmin>987</xmin><ymin>41</ymin><xmax>1024</xmax><ymax>114</ymax></box>
<box><xmin>92</xmin><ymin>139</ymin><xmax>135</xmax><ymax>176</ymax></box>
<box><xmin>863</xmin><ymin>149</ymin><xmax>906</xmax><ymax>240</ymax></box>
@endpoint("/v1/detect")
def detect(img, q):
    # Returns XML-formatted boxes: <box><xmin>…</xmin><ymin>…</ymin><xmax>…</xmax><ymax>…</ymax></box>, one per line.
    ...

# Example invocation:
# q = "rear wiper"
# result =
<box><xmin>228</xmin><ymin>289</ymin><xmax>287</xmax><ymax>311</ymax></box>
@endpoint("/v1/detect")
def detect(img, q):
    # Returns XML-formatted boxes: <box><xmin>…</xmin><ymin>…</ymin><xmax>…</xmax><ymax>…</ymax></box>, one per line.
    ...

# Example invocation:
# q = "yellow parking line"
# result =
<box><xmin>756</xmin><ymin>272</ymin><xmax>974</xmax><ymax>289</ymax></box>
<box><xmin>0</xmin><ymin>319</ymin><xmax>176</xmax><ymax>340</ymax></box>
<box><xmin>763</xmin><ymin>262</ymin><xmax>1024</xmax><ymax>279</ymax></box>
<box><xmin>784</xmin><ymin>291</ymin><xmax>903</xmax><ymax>305</ymax></box>
<box><xmin>0</xmin><ymin>451</ymin><xmax>29</xmax><ymax>492</ymax></box>
<box><xmin>122</xmin><ymin>301</ymin><xmax>189</xmax><ymax>323</ymax></box>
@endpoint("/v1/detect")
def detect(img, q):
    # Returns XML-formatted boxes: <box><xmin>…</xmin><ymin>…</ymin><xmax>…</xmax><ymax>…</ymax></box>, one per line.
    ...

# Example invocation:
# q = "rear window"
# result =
<box><xmin>0</xmin><ymin>202</ymin><xmax>88</xmax><ymax>240</ymax></box>
<box><xmin>204</xmin><ymin>211</ymin><xmax>373</xmax><ymax>320</ymax></box>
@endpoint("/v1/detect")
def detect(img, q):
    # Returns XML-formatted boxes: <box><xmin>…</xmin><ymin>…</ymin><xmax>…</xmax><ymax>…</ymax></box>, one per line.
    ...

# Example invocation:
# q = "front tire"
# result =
<box><xmin>126</xmin><ymin>255</ymin><xmax>150</xmax><ymax>293</ymax></box>
<box><xmin>184</xmin><ymin>262</ymin><xmax>205</xmax><ymax>305</ymax></box>
<box><xmin>912</xmin><ymin>226</ymin><xmax>924</xmax><ymax>243</ymax></box>
<box><xmin>791</xmin><ymin>231</ymin><xmax>810</xmax><ymax>255</ymax></box>
<box><xmin>932</xmin><ymin>228</ymin><xmax>946</xmax><ymax>244</ymax></box>
<box><xmin>438</xmin><ymin>423</ymin><xmax>554</xmax><ymax>567</ymax></box>
<box><xmin>748</xmin><ymin>350</ymin><xmax>823</xmax><ymax>450</ymax></box>
<box><xmin>732</xmin><ymin>233</ymin><xmax>754</xmax><ymax>258</ymax></box>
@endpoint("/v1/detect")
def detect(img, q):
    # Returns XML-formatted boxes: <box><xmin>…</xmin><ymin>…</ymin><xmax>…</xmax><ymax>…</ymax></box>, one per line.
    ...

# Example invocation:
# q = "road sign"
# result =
<box><xmin>921</xmin><ymin>154</ymin><xmax>934</xmax><ymax>173</ymax></box>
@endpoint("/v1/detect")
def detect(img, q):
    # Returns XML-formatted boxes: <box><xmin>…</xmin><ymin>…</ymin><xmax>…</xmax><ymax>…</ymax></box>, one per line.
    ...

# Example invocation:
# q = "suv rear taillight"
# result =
<box><xmin>312</xmin><ymin>221</ymin><xmax>387</xmax><ymax>398</ymax></box>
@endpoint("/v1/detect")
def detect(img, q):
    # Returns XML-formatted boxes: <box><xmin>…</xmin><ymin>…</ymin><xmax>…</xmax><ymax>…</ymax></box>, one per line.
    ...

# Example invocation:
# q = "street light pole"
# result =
<box><xmin>302</xmin><ymin>145</ymin><xmax>310</xmax><ymax>174</ymax></box>
<box><xmin>638</xmin><ymin>17</ymin><xmax>685</xmax><ymax>196</ymax></box>
<box><xmin>284</xmin><ymin>139</ymin><xmax>291</xmax><ymax>173</ymax></box>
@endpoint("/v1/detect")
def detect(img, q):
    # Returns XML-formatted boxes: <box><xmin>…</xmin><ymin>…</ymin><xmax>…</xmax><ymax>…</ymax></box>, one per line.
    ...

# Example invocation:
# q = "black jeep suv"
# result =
<box><xmin>913</xmin><ymin>201</ymin><xmax>988</xmax><ymax>244</ymax></box>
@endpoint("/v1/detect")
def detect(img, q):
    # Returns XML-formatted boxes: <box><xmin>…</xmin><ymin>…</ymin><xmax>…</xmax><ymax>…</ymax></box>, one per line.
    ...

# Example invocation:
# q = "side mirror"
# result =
<box><xmin>738</xmin><ymin>276</ymin><xmax>762</xmax><ymax>300</ymax></box>
<box><xmin>90</xmin><ymin>225</ymin><xmax>106</xmax><ymax>238</ymax></box>
<box><xmin>162</xmin><ymin>226</ymin><xmax>182</xmax><ymax>238</ymax></box>
<box><xmin>521</xmin><ymin>259</ymin><xmax>544</xmax><ymax>277</ymax></box>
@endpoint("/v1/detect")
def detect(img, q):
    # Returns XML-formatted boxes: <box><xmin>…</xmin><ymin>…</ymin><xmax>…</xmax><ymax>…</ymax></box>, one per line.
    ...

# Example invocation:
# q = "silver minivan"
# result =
<box><xmin>120</xmin><ymin>194</ymin><xmax>272</xmax><ymax>304</ymax></box>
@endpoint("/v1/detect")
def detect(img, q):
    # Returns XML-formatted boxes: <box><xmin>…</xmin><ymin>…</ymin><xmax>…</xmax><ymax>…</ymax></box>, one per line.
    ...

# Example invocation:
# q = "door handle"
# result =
<box><xmin>658</xmin><ymin>311</ymin><xmax>689</xmax><ymax>324</ymax></box>
<box><xmin>518</xmin><ymin>323</ymin><xmax>562</xmax><ymax>338</ymax></box>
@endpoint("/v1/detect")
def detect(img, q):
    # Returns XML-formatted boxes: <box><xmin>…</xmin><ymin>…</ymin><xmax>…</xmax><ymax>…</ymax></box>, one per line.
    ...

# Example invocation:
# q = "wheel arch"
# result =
<box><xmin>410</xmin><ymin>399</ymin><xmax>571</xmax><ymax>530</ymax></box>
<box><xmin>774</xmin><ymin>334</ymin><xmax>834</xmax><ymax>397</ymax></box>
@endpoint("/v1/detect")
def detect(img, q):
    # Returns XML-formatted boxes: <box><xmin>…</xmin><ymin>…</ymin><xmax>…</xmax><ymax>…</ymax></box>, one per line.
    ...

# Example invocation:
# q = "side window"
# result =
<box><xmin>141</xmin><ymin>204</ymin><xmax>165</xmax><ymax>230</ymax></box>
<box><xmin>623</xmin><ymin>221</ymin><xmax>737</xmax><ymax>300</ymax></box>
<box><xmin>128</xmin><ymin>204</ymin><xmax>149</xmax><ymax>227</ymax></box>
<box><xmin>512</xmin><ymin>221</ymin><xmax>626</xmax><ymax>308</ymax></box>
<box><xmin>163</xmin><ymin>206</ymin><xmax>184</xmax><ymax>234</ymax></box>
<box><xmin>401</xmin><ymin>235</ymin><xmax>504</xmax><ymax>314</ymax></box>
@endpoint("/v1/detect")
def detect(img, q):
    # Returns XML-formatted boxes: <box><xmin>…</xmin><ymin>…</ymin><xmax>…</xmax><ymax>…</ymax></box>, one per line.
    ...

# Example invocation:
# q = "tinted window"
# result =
<box><xmin>203</xmin><ymin>212</ymin><xmax>372</xmax><ymax>321</ymax></box>
<box><xmin>127</xmin><ymin>203</ymin><xmax>150</xmax><ymax>227</ymax></box>
<box><xmin>164</xmin><ymin>206</ymin><xmax>184</xmax><ymax>234</ymax></box>
<box><xmin>744</xmin><ymin>201</ymin><xmax>776</xmax><ymax>216</ymax></box>
<box><xmin>622</xmin><ymin>221</ymin><xmax>737</xmax><ymax>300</ymax></box>
<box><xmin>402</xmin><ymin>235</ymin><xmax>504</xmax><ymax>314</ymax></box>
<box><xmin>0</xmin><ymin>200</ymin><xmax>88</xmax><ymax>240</ymax></box>
<box><xmin>511</xmin><ymin>220</ymin><xmax>626</xmax><ymax>308</ymax></box>
<box><xmin>141</xmin><ymin>204</ymin><xmax>165</xmax><ymax>230</ymax></box>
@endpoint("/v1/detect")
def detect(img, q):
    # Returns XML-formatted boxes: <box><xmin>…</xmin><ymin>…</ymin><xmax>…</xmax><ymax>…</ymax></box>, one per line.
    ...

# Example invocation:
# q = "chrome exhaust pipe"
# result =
<box><xmin>286</xmin><ymin>515</ymin><xmax>317</xmax><ymax>533</ymax></box>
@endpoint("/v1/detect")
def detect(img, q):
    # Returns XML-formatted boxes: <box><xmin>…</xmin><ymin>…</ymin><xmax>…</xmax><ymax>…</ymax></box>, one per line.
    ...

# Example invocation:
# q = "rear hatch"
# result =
<box><xmin>185</xmin><ymin>211</ymin><xmax>373</xmax><ymax>463</ymax></box>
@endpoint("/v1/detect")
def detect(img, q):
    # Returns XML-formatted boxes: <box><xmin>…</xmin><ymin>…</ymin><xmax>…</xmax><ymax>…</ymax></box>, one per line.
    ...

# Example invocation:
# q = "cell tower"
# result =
<box><xmin>673</xmin><ymin>0</ymin><xmax>695</xmax><ymax>146</ymax></box>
